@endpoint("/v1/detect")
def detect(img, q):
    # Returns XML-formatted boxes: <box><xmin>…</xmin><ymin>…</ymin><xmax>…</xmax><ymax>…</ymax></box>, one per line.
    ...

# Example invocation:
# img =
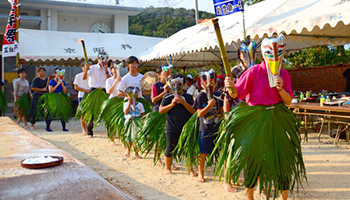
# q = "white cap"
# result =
<box><xmin>187</xmin><ymin>74</ymin><xmax>193</xmax><ymax>79</ymax></box>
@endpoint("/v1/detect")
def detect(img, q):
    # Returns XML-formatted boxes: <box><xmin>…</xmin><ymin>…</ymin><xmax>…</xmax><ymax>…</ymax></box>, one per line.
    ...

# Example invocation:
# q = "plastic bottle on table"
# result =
<box><xmin>320</xmin><ymin>95</ymin><xmax>325</xmax><ymax>106</ymax></box>
<box><xmin>326</xmin><ymin>96</ymin><xmax>330</xmax><ymax>102</ymax></box>
<box><xmin>300</xmin><ymin>92</ymin><xmax>304</xmax><ymax>102</ymax></box>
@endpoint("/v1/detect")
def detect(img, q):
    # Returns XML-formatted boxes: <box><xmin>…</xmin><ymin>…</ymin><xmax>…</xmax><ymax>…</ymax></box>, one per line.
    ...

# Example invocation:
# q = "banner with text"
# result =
<box><xmin>213</xmin><ymin>0</ymin><xmax>244</xmax><ymax>16</ymax></box>
<box><xmin>2</xmin><ymin>0</ymin><xmax>20</xmax><ymax>58</ymax></box>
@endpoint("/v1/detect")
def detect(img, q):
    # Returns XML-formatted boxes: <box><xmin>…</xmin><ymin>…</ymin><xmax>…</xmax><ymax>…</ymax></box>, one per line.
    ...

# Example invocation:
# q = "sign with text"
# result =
<box><xmin>213</xmin><ymin>0</ymin><xmax>244</xmax><ymax>16</ymax></box>
<box><xmin>2</xmin><ymin>0</ymin><xmax>20</xmax><ymax>58</ymax></box>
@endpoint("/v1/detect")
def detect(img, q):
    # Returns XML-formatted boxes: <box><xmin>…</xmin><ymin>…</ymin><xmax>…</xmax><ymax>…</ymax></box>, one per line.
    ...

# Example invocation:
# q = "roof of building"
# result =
<box><xmin>0</xmin><ymin>0</ymin><xmax>143</xmax><ymax>16</ymax></box>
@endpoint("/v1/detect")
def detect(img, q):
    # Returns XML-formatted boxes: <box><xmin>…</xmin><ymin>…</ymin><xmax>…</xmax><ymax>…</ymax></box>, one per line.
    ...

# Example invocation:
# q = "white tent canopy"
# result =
<box><xmin>19</xmin><ymin>28</ymin><xmax>164</xmax><ymax>65</ymax></box>
<box><xmin>138</xmin><ymin>0</ymin><xmax>350</xmax><ymax>68</ymax></box>
<box><xmin>247</xmin><ymin>0</ymin><xmax>350</xmax><ymax>45</ymax></box>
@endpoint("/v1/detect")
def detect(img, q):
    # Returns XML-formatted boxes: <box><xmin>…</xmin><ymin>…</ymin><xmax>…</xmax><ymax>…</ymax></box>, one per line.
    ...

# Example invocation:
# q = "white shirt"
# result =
<box><xmin>73</xmin><ymin>72</ymin><xmax>90</xmax><ymax>98</ymax></box>
<box><xmin>123</xmin><ymin>101</ymin><xmax>145</xmax><ymax>124</ymax></box>
<box><xmin>117</xmin><ymin>73</ymin><xmax>143</xmax><ymax>98</ymax></box>
<box><xmin>87</xmin><ymin>64</ymin><xmax>111</xmax><ymax>88</ymax></box>
<box><xmin>106</xmin><ymin>77</ymin><xmax>120</xmax><ymax>99</ymax></box>
<box><xmin>187</xmin><ymin>84</ymin><xmax>198</xmax><ymax>98</ymax></box>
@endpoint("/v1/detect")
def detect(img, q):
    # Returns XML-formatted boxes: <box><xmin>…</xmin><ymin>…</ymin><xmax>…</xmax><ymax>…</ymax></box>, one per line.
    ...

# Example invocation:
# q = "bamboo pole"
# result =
<box><xmin>79</xmin><ymin>39</ymin><xmax>89</xmax><ymax>65</ymax></box>
<box><xmin>212</xmin><ymin>18</ymin><xmax>236</xmax><ymax>94</ymax></box>
<box><xmin>16</xmin><ymin>0</ymin><xmax>21</xmax><ymax>69</ymax></box>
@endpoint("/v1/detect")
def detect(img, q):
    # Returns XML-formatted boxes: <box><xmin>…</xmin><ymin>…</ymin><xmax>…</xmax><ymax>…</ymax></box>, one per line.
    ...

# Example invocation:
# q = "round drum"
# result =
<box><xmin>141</xmin><ymin>71</ymin><xmax>159</xmax><ymax>93</ymax></box>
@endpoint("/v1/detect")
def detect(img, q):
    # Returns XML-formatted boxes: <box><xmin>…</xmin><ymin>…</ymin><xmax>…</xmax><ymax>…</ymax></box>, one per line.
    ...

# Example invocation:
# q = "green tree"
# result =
<box><xmin>285</xmin><ymin>45</ymin><xmax>350</xmax><ymax>68</ymax></box>
<box><xmin>129</xmin><ymin>7</ymin><xmax>216</xmax><ymax>38</ymax></box>
<box><xmin>244</xmin><ymin>0</ymin><xmax>265</xmax><ymax>6</ymax></box>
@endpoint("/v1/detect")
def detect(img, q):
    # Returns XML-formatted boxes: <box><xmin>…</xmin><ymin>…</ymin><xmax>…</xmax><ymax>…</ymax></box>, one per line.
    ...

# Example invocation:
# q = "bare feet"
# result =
<box><xmin>135</xmin><ymin>154</ymin><xmax>142</xmax><ymax>159</ymax></box>
<box><xmin>223</xmin><ymin>182</ymin><xmax>238</xmax><ymax>193</ymax></box>
<box><xmin>188</xmin><ymin>169</ymin><xmax>198</xmax><ymax>177</ymax></box>
<box><xmin>24</xmin><ymin>125</ymin><xmax>29</xmax><ymax>129</ymax></box>
<box><xmin>172</xmin><ymin>164</ymin><xmax>179</xmax><ymax>170</ymax></box>
<box><xmin>157</xmin><ymin>159</ymin><xmax>165</xmax><ymax>167</ymax></box>
<box><xmin>165</xmin><ymin>169</ymin><xmax>172</xmax><ymax>175</ymax></box>
<box><xmin>82</xmin><ymin>132</ymin><xmax>87</xmax><ymax>135</ymax></box>
<box><xmin>87</xmin><ymin>135</ymin><xmax>93</xmax><ymax>138</ymax></box>
<box><xmin>197</xmin><ymin>174</ymin><xmax>205</xmax><ymax>183</ymax></box>
<box><xmin>30</xmin><ymin>126</ymin><xmax>36</xmax><ymax>130</ymax></box>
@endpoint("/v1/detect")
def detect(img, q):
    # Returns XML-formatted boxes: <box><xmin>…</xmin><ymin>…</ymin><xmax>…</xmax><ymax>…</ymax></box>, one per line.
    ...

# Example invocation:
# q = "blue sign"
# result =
<box><xmin>213</xmin><ymin>0</ymin><xmax>244</xmax><ymax>16</ymax></box>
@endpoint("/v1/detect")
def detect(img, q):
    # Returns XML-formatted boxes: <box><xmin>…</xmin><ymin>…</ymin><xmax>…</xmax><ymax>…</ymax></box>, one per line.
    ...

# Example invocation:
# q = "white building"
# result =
<box><xmin>0</xmin><ymin>0</ymin><xmax>162</xmax><ymax>100</ymax></box>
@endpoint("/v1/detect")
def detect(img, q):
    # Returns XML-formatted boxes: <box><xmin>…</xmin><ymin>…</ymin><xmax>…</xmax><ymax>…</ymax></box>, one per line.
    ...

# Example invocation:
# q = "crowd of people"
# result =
<box><xmin>4</xmin><ymin>35</ymin><xmax>306</xmax><ymax>200</ymax></box>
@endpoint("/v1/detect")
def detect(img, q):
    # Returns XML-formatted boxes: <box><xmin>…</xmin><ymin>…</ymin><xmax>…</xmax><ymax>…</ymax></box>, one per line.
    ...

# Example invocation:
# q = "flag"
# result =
<box><xmin>2</xmin><ymin>0</ymin><xmax>20</xmax><ymax>58</ymax></box>
<box><xmin>213</xmin><ymin>0</ymin><xmax>244</xmax><ymax>17</ymax></box>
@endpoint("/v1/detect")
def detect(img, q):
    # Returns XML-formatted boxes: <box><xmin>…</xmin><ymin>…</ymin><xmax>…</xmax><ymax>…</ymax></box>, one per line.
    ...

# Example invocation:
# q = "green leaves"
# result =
<box><xmin>137</xmin><ymin>98</ymin><xmax>153</xmax><ymax>114</ymax></box>
<box><xmin>39</xmin><ymin>93</ymin><xmax>72</xmax><ymax>122</ymax></box>
<box><xmin>210</xmin><ymin>103</ymin><xmax>306</xmax><ymax>198</ymax></box>
<box><xmin>122</xmin><ymin>117</ymin><xmax>143</xmax><ymax>146</ymax></box>
<box><xmin>15</xmin><ymin>93</ymin><xmax>31</xmax><ymax>118</ymax></box>
<box><xmin>0</xmin><ymin>90</ymin><xmax>7</xmax><ymax>116</ymax></box>
<box><xmin>173</xmin><ymin>111</ymin><xmax>200</xmax><ymax>168</ymax></box>
<box><xmin>137</xmin><ymin>111</ymin><xmax>167</xmax><ymax>165</ymax></box>
<box><xmin>98</xmin><ymin>96</ymin><xmax>125</xmax><ymax>141</ymax></box>
<box><xmin>76</xmin><ymin>89</ymin><xmax>108</xmax><ymax>123</ymax></box>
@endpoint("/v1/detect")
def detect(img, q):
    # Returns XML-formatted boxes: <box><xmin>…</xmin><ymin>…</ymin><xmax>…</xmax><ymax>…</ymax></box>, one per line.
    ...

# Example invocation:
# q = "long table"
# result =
<box><xmin>288</xmin><ymin>102</ymin><xmax>350</xmax><ymax>143</ymax></box>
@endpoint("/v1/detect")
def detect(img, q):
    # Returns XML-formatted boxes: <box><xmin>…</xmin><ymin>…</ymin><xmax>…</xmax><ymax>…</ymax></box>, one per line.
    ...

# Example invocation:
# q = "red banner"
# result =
<box><xmin>2</xmin><ymin>0</ymin><xmax>20</xmax><ymax>58</ymax></box>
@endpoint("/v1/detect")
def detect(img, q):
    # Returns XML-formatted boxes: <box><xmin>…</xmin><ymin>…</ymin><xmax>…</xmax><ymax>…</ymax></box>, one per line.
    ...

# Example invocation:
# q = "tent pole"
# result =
<box><xmin>242</xmin><ymin>11</ymin><xmax>246</xmax><ymax>39</ymax></box>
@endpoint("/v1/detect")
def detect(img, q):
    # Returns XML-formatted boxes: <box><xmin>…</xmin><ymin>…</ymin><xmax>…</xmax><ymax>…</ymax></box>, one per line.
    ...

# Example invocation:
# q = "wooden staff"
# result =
<box><xmin>212</xmin><ymin>18</ymin><xmax>237</xmax><ymax>94</ymax></box>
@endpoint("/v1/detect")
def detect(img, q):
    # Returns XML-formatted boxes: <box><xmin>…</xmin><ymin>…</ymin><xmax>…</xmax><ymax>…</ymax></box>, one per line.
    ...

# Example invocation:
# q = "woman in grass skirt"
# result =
<box><xmin>13</xmin><ymin>68</ymin><xmax>32</xmax><ymax>128</ymax></box>
<box><xmin>40</xmin><ymin>68</ymin><xmax>71</xmax><ymax>132</ymax></box>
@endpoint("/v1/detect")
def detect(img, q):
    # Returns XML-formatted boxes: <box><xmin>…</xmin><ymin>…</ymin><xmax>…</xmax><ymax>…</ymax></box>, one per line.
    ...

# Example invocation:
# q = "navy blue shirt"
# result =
<box><xmin>161</xmin><ymin>93</ymin><xmax>194</xmax><ymax>134</ymax></box>
<box><xmin>49</xmin><ymin>79</ymin><xmax>66</xmax><ymax>93</ymax></box>
<box><xmin>193</xmin><ymin>91</ymin><xmax>223</xmax><ymax>133</ymax></box>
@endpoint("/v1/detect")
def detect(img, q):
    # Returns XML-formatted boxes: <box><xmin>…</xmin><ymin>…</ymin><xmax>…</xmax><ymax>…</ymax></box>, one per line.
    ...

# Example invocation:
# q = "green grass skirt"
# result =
<box><xmin>98</xmin><ymin>96</ymin><xmax>125</xmax><ymax>141</ymax></box>
<box><xmin>39</xmin><ymin>93</ymin><xmax>72</xmax><ymax>122</ymax></box>
<box><xmin>15</xmin><ymin>93</ymin><xmax>31</xmax><ymax>118</ymax></box>
<box><xmin>75</xmin><ymin>89</ymin><xmax>108</xmax><ymax>123</ymax></box>
<box><xmin>0</xmin><ymin>90</ymin><xmax>7</xmax><ymax>116</ymax></box>
<box><xmin>210</xmin><ymin>102</ymin><xmax>306</xmax><ymax>198</ymax></box>
<box><xmin>137</xmin><ymin>111</ymin><xmax>167</xmax><ymax>165</ymax></box>
<box><xmin>173</xmin><ymin>111</ymin><xmax>200</xmax><ymax>168</ymax></box>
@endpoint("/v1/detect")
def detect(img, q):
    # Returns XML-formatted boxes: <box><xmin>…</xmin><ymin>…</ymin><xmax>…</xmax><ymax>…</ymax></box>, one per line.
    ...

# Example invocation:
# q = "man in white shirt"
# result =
<box><xmin>82</xmin><ymin>51</ymin><xmax>111</xmax><ymax>137</ymax></box>
<box><xmin>74</xmin><ymin>62</ymin><xmax>90</xmax><ymax>135</ymax></box>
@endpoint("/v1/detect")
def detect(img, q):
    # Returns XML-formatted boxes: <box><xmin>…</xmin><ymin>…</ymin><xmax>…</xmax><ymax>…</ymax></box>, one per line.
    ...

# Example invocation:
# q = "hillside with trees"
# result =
<box><xmin>129</xmin><ymin>7</ymin><xmax>215</xmax><ymax>38</ymax></box>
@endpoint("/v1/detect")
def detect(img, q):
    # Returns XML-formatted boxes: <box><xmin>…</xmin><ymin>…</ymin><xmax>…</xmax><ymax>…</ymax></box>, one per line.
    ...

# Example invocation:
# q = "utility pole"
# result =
<box><xmin>195</xmin><ymin>0</ymin><xmax>199</xmax><ymax>24</ymax></box>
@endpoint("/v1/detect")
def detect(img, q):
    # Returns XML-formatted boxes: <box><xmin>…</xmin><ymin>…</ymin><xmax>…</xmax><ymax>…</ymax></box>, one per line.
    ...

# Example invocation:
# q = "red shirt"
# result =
<box><xmin>236</xmin><ymin>61</ymin><xmax>293</xmax><ymax>106</ymax></box>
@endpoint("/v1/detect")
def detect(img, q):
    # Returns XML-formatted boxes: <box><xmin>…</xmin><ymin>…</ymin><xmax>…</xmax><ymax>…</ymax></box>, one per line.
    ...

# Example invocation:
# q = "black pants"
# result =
<box><xmin>87</xmin><ymin>88</ymin><xmax>106</xmax><ymax>136</ymax></box>
<box><xmin>29</xmin><ymin>93</ymin><xmax>44</xmax><ymax>124</ymax></box>
<box><xmin>46</xmin><ymin>116</ymin><xmax>66</xmax><ymax>130</ymax></box>
<box><xmin>164</xmin><ymin>132</ymin><xmax>181</xmax><ymax>157</ymax></box>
